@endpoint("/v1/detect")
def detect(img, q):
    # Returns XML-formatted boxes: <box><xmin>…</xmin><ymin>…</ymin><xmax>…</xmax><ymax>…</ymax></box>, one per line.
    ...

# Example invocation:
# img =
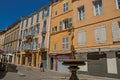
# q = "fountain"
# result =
<box><xmin>62</xmin><ymin>56</ymin><xmax>86</xmax><ymax>80</ymax></box>
<box><xmin>61</xmin><ymin>29</ymin><xmax>86</xmax><ymax>80</ymax></box>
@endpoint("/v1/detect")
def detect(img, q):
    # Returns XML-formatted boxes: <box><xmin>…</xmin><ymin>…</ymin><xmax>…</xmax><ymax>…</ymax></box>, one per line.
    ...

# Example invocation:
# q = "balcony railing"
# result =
<box><xmin>26</xmin><ymin>34</ymin><xmax>34</xmax><ymax>41</ymax></box>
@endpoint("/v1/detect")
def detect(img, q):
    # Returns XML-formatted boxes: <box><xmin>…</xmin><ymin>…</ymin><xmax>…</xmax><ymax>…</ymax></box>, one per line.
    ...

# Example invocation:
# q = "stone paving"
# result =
<box><xmin>0</xmin><ymin>64</ymin><xmax>120</xmax><ymax>80</ymax></box>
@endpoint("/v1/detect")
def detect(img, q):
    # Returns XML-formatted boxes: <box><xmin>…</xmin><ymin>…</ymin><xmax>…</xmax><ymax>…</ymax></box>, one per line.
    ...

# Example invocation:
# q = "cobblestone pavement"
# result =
<box><xmin>0</xmin><ymin>64</ymin><xmax>120</xmax><ymax>80</ymax></box>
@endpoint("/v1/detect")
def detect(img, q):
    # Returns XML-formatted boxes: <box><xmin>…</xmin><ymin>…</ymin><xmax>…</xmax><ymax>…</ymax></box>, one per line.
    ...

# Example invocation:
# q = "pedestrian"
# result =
<box><xmin>40</xmin><ymin>62</ymin><xmax>44</xmax><ymax>72</ymax></box>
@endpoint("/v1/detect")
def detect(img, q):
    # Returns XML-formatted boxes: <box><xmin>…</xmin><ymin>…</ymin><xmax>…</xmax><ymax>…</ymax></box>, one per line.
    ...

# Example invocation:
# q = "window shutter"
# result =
<box><xmin>78</xmin><ymin>30</ymin><xmax>86</xmax><ymax>45</ymax></box>
<box><xmin>111</xmin><ymin>22</ymin><xmax>120</xmax><ymax>42</ymax></box>
<box><xmin>95</xmin><ymin>28</ymin><xmax>100</xmax><ymax>43</ymax></box>
<box><xmin>99</xmin><ymin>26</ymin><xmax>106</xmax><ymax>43</ymax></box>
<box><xmin>66</xmin><ymin>37</ymin><xmax>69</xmax><ymax>49</ymax></box>
<box><xmin>62</xmin><ymin>38</ymin><xmax>65</xmax><ymax>50</ymax></box>
<box><xmin>46</xmin><ymin>7</ymin><xmax>49</xmax><ymax>16</ymax></box>
<box><xmin>68</xmin><ymin>17</ymin><xmax>72</xmax><ymax>27</ymax></box>
<box><xmin>42</xmin><ymin>10</ymin><xmax>44</xmax><ymax>19</ymax></box>
<box><xmin>59</xmin><ymin>21</ymin><xmax>63</xmax><ymax>31</ymax></box>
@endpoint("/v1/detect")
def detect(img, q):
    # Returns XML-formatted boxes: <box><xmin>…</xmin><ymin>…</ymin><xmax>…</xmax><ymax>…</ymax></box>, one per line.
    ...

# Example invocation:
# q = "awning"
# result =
<box><xmin>49</xmin><ymin>51</ymin><xmax>71</xmax><ymax>56</ymax></box>
<box><xmin>75</xmin><ymin>46</ymin><xmax>120</xmax><ymax>53</ymax></box>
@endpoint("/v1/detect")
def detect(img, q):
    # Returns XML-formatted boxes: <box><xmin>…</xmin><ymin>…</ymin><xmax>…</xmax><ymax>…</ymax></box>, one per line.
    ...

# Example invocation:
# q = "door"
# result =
<box><xmin>42</xmin><ymin>52</ymin><xmax>47</xmax><ymax>68</ymax></box>
<box><xmin>50</xmin><ymin>58</ymin><xmax>53</xmax><ymax>70</ymax></box>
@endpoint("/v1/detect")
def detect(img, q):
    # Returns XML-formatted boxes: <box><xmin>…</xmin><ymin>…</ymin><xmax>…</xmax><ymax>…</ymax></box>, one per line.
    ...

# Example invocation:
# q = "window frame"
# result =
<box><xmin>93</xmin><ymin>0</ymin><xmax>103</xmax><ymax>16</ymax></box>
<box><xmin>116</xmin><ymin>0</ymin><xmax>120</xmax><ymax>9</ymax></box>
<box><xmin>94</xmin><ymin>25</ymin><xmax>106</xmax><ymax>44</ymax></box>
<box><xmin>62</xmin><ymin>37</ymin><xmax>69</xmax><ymax>50</ymax></box>
<box><xmin>78</xmin><ymin>30</ymin><xmax>86</xmax><ymax>46</ymax></box>
<box><xmin>63</xmin><ymin>2</ymin><xmax>68</xmax><ymax>12</ymax></box>
<box><xmin>78</xmin><ymin>6</ymin><xmax>85</xmax><ymax>21</ymax></box>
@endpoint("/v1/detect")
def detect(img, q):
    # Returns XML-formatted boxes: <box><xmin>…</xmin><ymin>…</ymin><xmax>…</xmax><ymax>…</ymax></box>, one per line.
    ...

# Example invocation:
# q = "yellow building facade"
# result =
<box><xmin>72</xmin><ymin>0</ymin><xmax>120</xmax><ymax>78</ymax></box>
<box><xmin>49</xmin><ymin>0</ymin><xmax>74</xmax><ymax>72</ymax></box>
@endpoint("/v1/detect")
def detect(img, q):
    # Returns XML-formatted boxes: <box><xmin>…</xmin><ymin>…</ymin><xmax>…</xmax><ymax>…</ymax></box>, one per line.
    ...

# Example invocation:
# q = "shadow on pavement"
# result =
<box><xmin>0</xmin><ymin>64</ymin><xmax>18</xmax><ymax>79</ymax></box>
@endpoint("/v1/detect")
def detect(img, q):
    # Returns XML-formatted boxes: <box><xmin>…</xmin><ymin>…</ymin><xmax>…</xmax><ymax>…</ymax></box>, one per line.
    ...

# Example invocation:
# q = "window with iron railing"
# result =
<box><xmin>42</xmin><ymin>20</ymin><xmax>47</xmax><ymax>33</ymax></box>
<box><xmin>36</xmin><ymin>12</ymin><xmax>40</xmax><ymax>22</ymax></box>
<box><xmin>41</xmin><ymin>36</ymin><xmax>45</xmax><ymax>48</ymax></box>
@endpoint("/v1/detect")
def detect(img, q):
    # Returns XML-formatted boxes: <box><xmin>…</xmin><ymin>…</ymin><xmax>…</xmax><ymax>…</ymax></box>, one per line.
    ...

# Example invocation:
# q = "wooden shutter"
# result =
<box><xmin>95</xmin><ymin>27</ymin><xmax>100</xmax><ymax>43</ymax></box>
<box><xmin>95</xmin><ymin>26</ymin><xmax>106</xmax><ymax>43</ymax></box>
<box><xmin>59</xmin><ymin>21</ymin><xmax>63</xmax><ymax>31</ymax></box>
<box><xmin>99</xmin><ymin>26</ymin><xmax>106</xmax><ymax>43</ymax></box>
<box><xmin>111</xmin><ymin>22</ymin><xmax>120</xmax><ymax>42</ymax></box>
<box><xmin>78</xmin><ymin>30</ymin><xmax>86</xmax><ymax>45</ymax></box>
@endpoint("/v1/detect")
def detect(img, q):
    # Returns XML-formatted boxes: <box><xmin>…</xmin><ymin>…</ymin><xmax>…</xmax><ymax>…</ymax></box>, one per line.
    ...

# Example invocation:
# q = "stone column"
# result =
<box><xmin>20</xmin><ymin>53</ymin><xmax>22</xmax><ymax>65</ymax></box>
<box><xmin>32</xmin><ymin>53</ymin><xmax>34</xmax><ymax>67</ymax></box>
<box><xmin>36</xmin><ymin>52</ymin><xmax>39</xmax><ymax>68</ymax></box>
<box><xmin>25</xmin><ymin>56</ymin><xmax>28</xmax><ymax>66</ymax></box>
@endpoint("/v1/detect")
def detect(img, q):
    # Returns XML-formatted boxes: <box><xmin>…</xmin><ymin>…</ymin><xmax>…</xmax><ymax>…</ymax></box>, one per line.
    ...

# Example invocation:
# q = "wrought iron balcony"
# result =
<box><xmin>25</xmin><ymin>34</ymin><xmax>34</xmax><ymax>41</ymax></box>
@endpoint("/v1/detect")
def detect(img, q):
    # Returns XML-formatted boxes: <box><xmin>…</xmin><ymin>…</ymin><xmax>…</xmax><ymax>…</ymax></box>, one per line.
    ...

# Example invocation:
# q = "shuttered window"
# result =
<box><xmin>63</xmin><ymin>2</ymin><xmax>68</xmax><ymax>12</ymax></box>
<box><xmin>94</xmin><ymin>26</ymin><xmax>106</xmax><ymax>43</ymax></box>
<box><xmin>78</xmin><ymin>30</ymin><xmax>86</xmax><ymax>46</ymax></box>
<box><xmin>111</xmin><ymin>22</ymin><xmax>120</xmax><ymax>42</ymax></box>
<box><xmin>62</xmin><ymin>37</ymin><xmax>69</xmax><ymax>50</ymax></box>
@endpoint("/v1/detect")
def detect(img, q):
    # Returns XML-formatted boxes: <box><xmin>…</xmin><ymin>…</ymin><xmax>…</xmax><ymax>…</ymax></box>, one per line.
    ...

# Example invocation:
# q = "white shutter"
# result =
<box><xmin>95</xmin><ymin>28</ymin><xmax>100</xmax><ymax>43</ymax></box>
<box><xmin>111</xmin><ymin>22</ymin><xmax>120</xmax><ymax>42</ymax></box>
<box><xmin>78</xmin><ymin>30</ymin><xmax>86</xmax><ymax>45</ymax></box>
<box><xmin>95</xmin><ymin>26</ymin><xmax>106</xmax><ymax>43</ymax></box>
<box><xmin>99</xmin><ymin>26</ymin><xmax>106</xmax><ymax>43</ymax></box>
<box><xmin>82</xmin><ymin>30</ymin><xmax>86</xmax><ymax>45</ymax></box>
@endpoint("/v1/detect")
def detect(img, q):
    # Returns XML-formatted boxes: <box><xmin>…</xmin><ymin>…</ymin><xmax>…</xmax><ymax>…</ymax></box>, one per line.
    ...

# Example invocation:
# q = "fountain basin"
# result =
<box><xmin>61</xmin><ymin>59</ymin><xmax>86</xmax><ymax>80</ymax></box>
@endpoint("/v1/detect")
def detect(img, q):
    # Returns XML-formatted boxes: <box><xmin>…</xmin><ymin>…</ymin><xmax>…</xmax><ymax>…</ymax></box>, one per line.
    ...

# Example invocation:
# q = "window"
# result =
<box><xmin>78</xmin><ymin>6</ymin><xmax>85</xmax><ymax>20</ymax></box>
<box><xmin>94</xmin><ymin>26</ymin><xmax>106</xmax><ymax>43</ymax></box>
<box><xmin>55</xmin><ymin>10</ymin><xmax>58</xmax><ymax>15</ymax></box>
<box><xmin>26</xmin><ymin>19</ymin><xmax>28</xmax><ymax>27</ymax></box>
<box><xmin>18</xmin><ymin>42</ymin><xmax>21</xmax><ymax>51</ymax></box>
<box><xmin>52</xmin><ymin>26</ymin><xmax>57</xmax><ymax>33</ymax></box>
<box><xmin>36</xmin><ymin>12</ymin><xmax>40</xmax><ymax>22</ymax></box>
<box><xmin>21</xmin><ymin>21</ymin><xmax>24</xmax><ymax>28</ymax></box>
<box><xmin>93</xmin><ymin>0</ymin><xmax>102</xmax><ymax>16</ymax></box>
<box><xmin>42</xmin><ymin>20</ymin><xmax>47</xmax><ymax>32</ymax></box>
<box><xmin>41</xmin><ymin>36</ymin><xmax>45</xmax><ymax>48</ymax></box>
<box><xmin>116</xmin><ymin>0</ymin><xmax>120</xmax><ymax>9</ymax></box>
<box><xmin>31</xmin><ymin>16</ymin><xmax>34</xmax><ymax>25</ymax></box>
<box><xmin>35</xmin><ymin>38</ymin><xmax>38</xmax><ymax>49</ymax></box>
<box><xmin>36</xmin><ymin>24</ymin><xmax>40</xmax><ymax>34</ymax></box>
<box><xmin>111</xmin><ymin>22</ymin><xmax>120</xmax><ymax>42</ymax></box>
<box><xmin>20</xmin><ymin>30</ymin><xmax>22</xmax><ymax>39</ymax></box>
<box><xmin>59</xmin><ymin>18</ymin><xmax>72</xmax><ymax>31</ymax></box>
<box><xmin>42</xmin><ymin>7</ymin><xmax>49</xmax><ymax>19</ymax></box>
<box><xmin>62</xmin><ymin>37</ymin><xmax>69</xmax><ymax>50</ymax></box>
<box><xmin>78</xmin><ymin>30</ymin><xmax>86</xmax><ymax>46</ymax></box>
<box><xmin>63</xmin><ymin>2</ymin><xmax>68</xmax><ymax>12</ymax></box>
<box><xmin>63</xmin><ymin>17</ymin><xmax>72</xmax><ymax>29</ymax></box>
<box><xmin>53</xmin><ymin>44</ymin><xmax>57</xmax><ymax>51</ymax></box>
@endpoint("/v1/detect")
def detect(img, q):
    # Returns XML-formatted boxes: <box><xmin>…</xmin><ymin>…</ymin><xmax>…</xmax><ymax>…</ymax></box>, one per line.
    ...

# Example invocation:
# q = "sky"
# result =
<box><xmin>0</xmin><ymin>0</ymin><xmax>50</xmax><ymax>30</ymax></box>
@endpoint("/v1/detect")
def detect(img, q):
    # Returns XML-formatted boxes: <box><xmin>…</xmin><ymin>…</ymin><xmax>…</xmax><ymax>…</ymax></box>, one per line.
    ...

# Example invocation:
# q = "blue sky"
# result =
<box><xmin>0</xmin><ymin>0</ymin><xmax>50</xmax><ymax>30</ymax></box>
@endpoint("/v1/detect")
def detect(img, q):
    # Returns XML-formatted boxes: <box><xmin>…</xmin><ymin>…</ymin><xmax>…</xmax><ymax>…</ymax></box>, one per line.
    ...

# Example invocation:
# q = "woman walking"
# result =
<box><xmin>40</xmin><ymin>62</ymin><xmax>44</xmax><ymax>72</ymax></box>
